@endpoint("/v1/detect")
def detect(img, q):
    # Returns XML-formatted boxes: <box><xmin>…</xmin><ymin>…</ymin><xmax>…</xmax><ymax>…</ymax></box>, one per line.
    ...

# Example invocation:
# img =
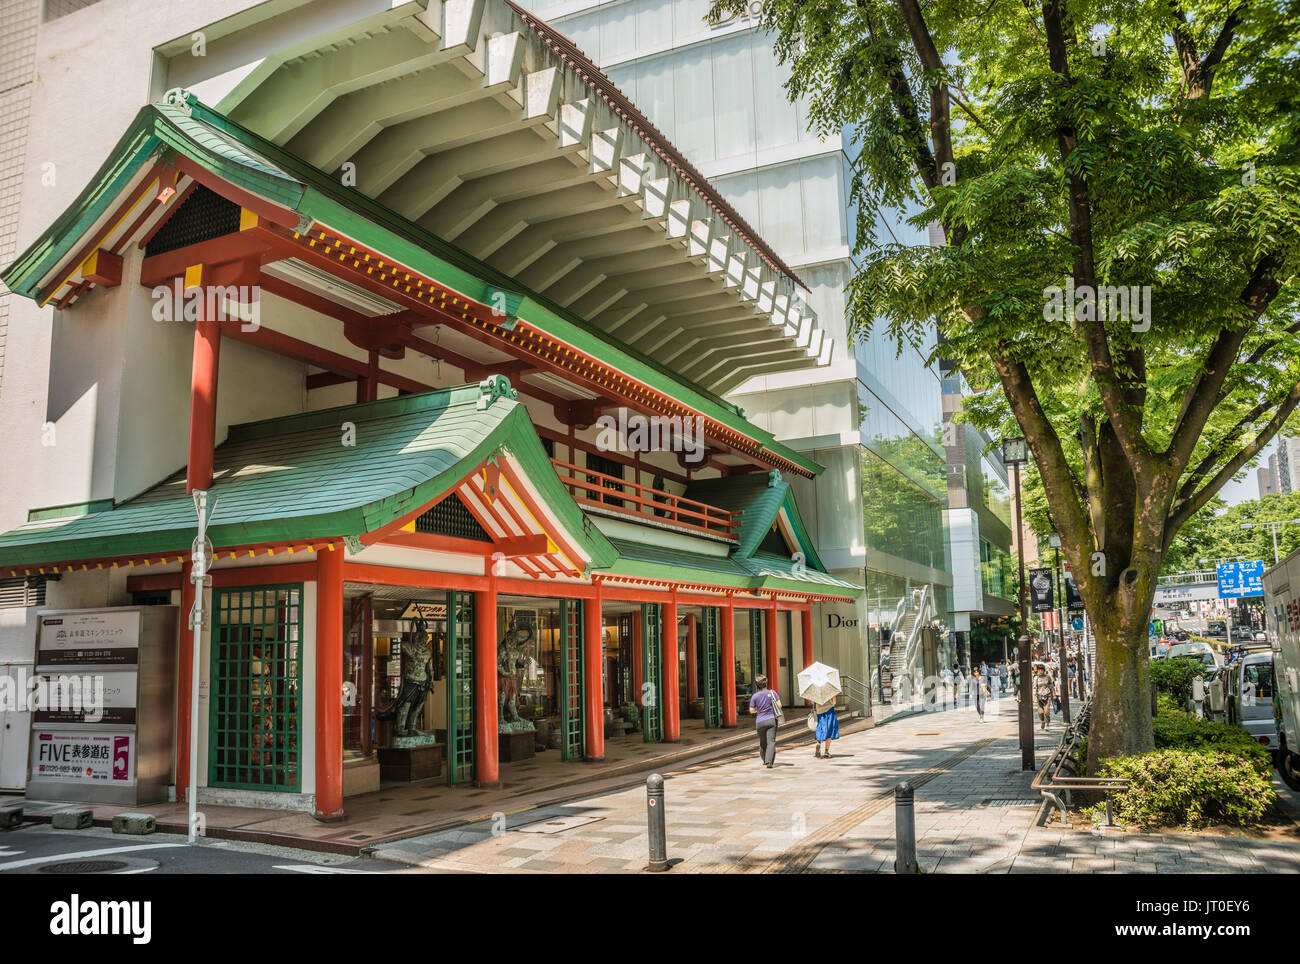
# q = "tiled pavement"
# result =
<box><xmin>375</xmin><ymin>692</ymin><xmax>1300</xmax><ymax>873</ymax></box>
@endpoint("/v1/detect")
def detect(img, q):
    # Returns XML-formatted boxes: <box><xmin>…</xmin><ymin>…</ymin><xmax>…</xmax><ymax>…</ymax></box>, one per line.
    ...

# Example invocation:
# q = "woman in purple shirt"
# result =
<box><xmin>748</xmin><ymin>674</ymin><xmax>781</xmax><ymax>768</ymax></box>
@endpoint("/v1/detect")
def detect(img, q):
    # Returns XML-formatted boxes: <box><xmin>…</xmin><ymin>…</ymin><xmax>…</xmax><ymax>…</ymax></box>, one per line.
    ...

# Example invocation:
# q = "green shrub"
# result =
<box><xmin>1098</xmin><ymin>748</ymin><xmax>1275</xmax><ymax>829</ymax></box>
<box><xmin>1149</xmin><ymin>657</ymin><xmax>1204</xmax><ymax>705</ymax></box>
<box><xmin>1153</xmin><ymin>706</ymin><xmax>1271</xmax><ymax>773</ymax></box>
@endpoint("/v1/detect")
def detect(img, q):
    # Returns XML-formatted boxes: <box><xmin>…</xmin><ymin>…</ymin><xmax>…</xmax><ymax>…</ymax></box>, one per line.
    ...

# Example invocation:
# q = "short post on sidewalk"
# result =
<box><xmin>646</xmin><ymin>773</ymin><xmax>669</xmax><ymax>872</ymax></box>
<box><xmin>894</xmin><ymin>781</ymin><xmax>917</xmax><ymax>874</ymax></box>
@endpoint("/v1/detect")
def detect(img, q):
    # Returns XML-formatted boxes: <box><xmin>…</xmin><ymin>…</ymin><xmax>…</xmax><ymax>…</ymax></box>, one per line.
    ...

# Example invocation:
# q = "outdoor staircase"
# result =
<box><xmin>890</xmin><ymin>611</ymin><xmax>920</xmax><ymax>678</ymax></box>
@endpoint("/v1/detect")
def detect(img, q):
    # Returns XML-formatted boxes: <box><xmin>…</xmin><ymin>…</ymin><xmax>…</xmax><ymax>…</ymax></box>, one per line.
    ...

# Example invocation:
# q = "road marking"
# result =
<box><xmin>272</xmin><ymin>864</ymin><xmax>374</xmax><ymax>874</ymax></box>
<box><xmin>0</xmin><ymin>848</ymin><xmax>23</xmax><ymax>858</ymax></box>
<box><xmin>0</xmin><ymin>842</ymin><xmax>185</xmax><ymax>872</ymax></box>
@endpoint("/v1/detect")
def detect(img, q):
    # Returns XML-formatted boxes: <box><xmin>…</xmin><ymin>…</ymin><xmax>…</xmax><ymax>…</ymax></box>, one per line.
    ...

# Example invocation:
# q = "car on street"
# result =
<box><xmin>1262</xmin><ymin>551</ymin><xmax>1300</xmax><ymax>790</ymax></box>
<box><xmin>1166</xmin><ymin>640</ymin><xmax>1220</xmax><ymax>670</ymax></box>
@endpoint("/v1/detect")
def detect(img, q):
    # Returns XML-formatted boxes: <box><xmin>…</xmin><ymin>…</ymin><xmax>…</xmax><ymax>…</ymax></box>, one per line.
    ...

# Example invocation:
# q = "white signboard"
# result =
<box><xmin>38</xmin><ymin>610</ymin><xmax>141</xmax><ymax>665</ymax></box>
<box><xmin>31</xmin><ymin>731</ymin><xmax>135</xmax><ymax>785</ymax></box>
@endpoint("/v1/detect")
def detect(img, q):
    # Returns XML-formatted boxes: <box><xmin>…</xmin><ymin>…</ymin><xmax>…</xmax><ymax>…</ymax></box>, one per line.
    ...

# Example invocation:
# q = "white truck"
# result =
<box><xmin>1261</xmin><ymin>549</ymin><xmax>1300</xmax><ymax>790</ymax></box>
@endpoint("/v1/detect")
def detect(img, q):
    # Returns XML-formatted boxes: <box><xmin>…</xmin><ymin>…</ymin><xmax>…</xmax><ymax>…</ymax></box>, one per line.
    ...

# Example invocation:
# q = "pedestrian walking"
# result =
<box><xmin>1011</xmin><ymin>662</ymin><xmax>1021</xmax><ymax>699</ymax></box>
<box><xmin>972</xmin><ymin>667</ymin><xmax>990</xmax><ymax>722</ymax></box>
<box><xmin>998</xmin><ymin>660</ymin><xmax>1008</xmax><ymax>694</ymax></box>
<box><xmin>1033</xmin><ymin>664</ymin><xmax>1053</xmax><ymax>729</ymax></box>
<box><xmin>747</xmin><ymin>674</ymin><xmax>781</xmax><ymax>768</ymax></box>
<box><xmin>813</xmin><ymin>698</ymin><xmax>840</xmax><ymax>758</ymax></box>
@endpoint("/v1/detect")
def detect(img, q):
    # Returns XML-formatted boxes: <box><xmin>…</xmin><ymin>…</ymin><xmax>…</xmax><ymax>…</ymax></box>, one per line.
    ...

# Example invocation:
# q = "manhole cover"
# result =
<box><xmin>40</xmin><ymin>860</ymin><xmax>129</xmax><ymax>874</ymax></box>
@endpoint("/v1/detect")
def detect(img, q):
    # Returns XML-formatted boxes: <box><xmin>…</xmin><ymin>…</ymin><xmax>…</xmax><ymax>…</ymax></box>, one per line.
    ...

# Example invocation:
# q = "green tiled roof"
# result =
<box><xmin>603</xmin><ymin>539</ymin><xmax>858</xmax><ymax>598</ymax></box>
<box><xmin>683</xmin><ymin>472</ymin><xmax>825</xmax><ymax>570</ymax></box>
<box><xmin>0</xmin><ymin>381</ymin><xmax>616</xmax><ymax>570</ymax></box>
<box><xmin>1</xmin><ymin>93</ymin><xmax>822</xmax><ymax>479</ymax></box>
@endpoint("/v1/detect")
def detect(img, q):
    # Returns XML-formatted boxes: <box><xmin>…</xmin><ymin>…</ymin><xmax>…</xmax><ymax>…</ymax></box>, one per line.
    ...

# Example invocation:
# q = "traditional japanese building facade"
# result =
<box><xmin>0</xmin><ymin>0</ymin><xmax>857</xmax><ymax>816</ymax></box>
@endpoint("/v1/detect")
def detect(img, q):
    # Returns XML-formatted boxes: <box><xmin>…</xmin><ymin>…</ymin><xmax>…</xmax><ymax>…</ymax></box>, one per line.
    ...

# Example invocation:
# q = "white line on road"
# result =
<box><xmin>0</xmin><ymin>842</ymin><xmax>185</xmax><ymax>872</ymax></box>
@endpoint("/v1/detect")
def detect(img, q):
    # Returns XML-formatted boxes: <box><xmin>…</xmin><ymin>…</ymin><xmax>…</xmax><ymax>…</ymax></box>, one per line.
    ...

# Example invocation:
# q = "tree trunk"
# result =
<box><xmin>1086</xmin><ymin>586</ymin><xmax>1155</xmax><ymax>773</ymax></box>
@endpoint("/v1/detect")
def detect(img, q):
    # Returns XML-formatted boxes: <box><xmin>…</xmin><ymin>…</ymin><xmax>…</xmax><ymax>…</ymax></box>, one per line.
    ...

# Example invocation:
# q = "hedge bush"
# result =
<box><xmin>1148</xmin><ymin>657</ymin><xmax>1204</xmax><ymax>705</ymax></box>
<box><xmin>1153</xmin><ymin>705</ymin><xmax>1271</xmax><ymax>772</ymax></box>
<box><xmin>1098</xmin><ymin>748</ymin><xmax>1275</xmax><ymax>829</ymax></box>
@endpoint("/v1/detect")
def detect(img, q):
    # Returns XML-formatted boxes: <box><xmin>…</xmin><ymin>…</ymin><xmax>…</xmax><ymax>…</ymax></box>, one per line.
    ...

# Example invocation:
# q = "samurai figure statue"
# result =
<box><xmin>377</xmin><ymin>616</ymin><xmax>434</xmax><ymax>738</ymax></box>
<box><xmin>497</xmin><ymin>617</ymin><xmax>535</xmax><ymax>730</ymax></box>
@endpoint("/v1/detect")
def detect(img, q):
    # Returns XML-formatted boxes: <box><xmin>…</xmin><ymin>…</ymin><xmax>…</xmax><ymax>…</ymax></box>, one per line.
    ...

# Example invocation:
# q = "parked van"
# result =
<box><xmin>1222</xmin><ymin>647</ymin><xmax>1276</xmax><ymax>752</ymax></box>
<box><xmin>1261</xmin><ymin>551</ymin><xmax>1300</xmax><ymax>790</ymax></box>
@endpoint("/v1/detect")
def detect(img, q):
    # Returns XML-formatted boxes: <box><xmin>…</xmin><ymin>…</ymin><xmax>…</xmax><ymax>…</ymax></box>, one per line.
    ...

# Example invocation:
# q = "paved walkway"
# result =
<box><xmin>375</xmin><ymin>692</ymin><xmax>1300</xmax><ymax>873</ymax></box>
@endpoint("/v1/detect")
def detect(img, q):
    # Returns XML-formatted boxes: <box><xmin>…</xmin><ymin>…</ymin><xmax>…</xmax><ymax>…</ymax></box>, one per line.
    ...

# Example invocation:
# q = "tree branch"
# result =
<box><xmin>1167</xmin><ymin>379</ymin><xmax>1300</xmax><ymax>540</ymax></box>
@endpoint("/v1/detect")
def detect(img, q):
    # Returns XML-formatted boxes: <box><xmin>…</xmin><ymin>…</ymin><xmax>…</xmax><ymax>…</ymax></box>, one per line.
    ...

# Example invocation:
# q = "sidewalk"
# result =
<box><xmin>16</xmin><ymin>712</ymin><xmax>870</xmax><ymax>855</ymax></box>
<box><xmin>375</xmin><ymin>692</ymin><xmax>1300</xmax><ymax>873</ymax></box>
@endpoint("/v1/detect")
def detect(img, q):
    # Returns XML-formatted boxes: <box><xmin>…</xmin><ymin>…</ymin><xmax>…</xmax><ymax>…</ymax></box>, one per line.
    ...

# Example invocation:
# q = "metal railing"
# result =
<box><xmin>1030</xmin><ymin>698</ymin><xmax>1130</xmax><ymax>825</ymax></box>
<box><xmin>840</xmin><ymin>674</ymin><xmax>873</xmax><ymax>719</ymax></box>
<box><xmin>550</xmin><ymin>458</ymin><xmax>740</xmax><ymax>541</ymax></box>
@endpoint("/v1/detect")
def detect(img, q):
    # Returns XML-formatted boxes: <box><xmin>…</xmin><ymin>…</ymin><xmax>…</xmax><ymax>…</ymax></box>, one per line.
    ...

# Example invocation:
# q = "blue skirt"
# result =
<box><xmin>815</xmin><ymin>708</ymin><xmax>839</xmax><ymax>741</ymax></box>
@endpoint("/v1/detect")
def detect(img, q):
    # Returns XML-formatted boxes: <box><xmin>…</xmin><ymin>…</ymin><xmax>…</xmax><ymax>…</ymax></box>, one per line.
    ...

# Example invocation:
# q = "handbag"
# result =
<box><xmin>768</xmin><ymin>690</ymin><xmax>784</xmax><ymax>721</ymax></box>
<box><xmin>806</xmin><ymin>710</ymin><xmax>819</xmax><ymax>732</ymax></box>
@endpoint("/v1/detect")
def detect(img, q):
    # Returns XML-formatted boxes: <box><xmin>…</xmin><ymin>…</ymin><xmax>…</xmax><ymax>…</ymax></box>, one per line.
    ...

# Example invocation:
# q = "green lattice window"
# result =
<box><xmin>446</xmin><ymin>592</ymin><xmax>475</xmax><ymax>784</ymax></box>
<box><xmin>209</xmin><ymin>585</ymin><xmax>303</xmax><ymax>792</ymax></box>
<box><xmin>702</xmin><ymin>607</ymin><xmax>721</xmax><ymax>727</ymax></box>
<box><xmin>749</xmin><ymin>609</ymin><xmax>764</xmax><ymax>680</ymax></box>
<box><xmin>641</xmin><ymin>603</ymin><xmax>663</xmax><ymax>742</ymax></box>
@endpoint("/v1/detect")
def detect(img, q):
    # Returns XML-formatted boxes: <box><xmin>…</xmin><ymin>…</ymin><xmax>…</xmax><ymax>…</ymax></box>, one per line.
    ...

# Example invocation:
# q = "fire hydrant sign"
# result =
<box><xmin>38</xmin><ymin>609</ymin><xmax>141</xmax><ymax>665</ymax></box>
<box><xmin>32</xmin><ymin>731</ymin><xmax>135</xmax><ymax>785</ymax></box>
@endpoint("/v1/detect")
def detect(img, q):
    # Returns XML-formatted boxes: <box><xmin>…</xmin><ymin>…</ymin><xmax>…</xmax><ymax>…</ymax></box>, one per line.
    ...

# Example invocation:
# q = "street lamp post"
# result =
<box><xmin>1002</xmin><ymin>436</ymin><xmax>1034</xmax><ymax>770</ymax></box>
<box><xmin>1238</xmin><ymin>519</ymin><xmax>1300</xmax><ymax>565</ymax></box>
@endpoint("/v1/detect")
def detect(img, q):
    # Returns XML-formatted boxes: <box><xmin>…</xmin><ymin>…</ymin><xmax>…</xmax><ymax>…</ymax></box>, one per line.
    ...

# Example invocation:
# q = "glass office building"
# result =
<box><xmin>524</xmin><ymin>0</ymin><xmax>996</xmax><ymax>698</ymax></box>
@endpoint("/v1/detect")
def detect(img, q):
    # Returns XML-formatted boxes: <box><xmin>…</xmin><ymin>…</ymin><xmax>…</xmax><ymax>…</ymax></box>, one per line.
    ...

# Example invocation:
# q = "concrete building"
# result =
<box><xmin>1276</xmin><ymin>437</ymin><xmax>1300</xmax><ymax>494</ymax></box>
<box><xmin>519</xmin><ymin>0</ymin><xmax>1008</xmax><ymax>702</ymax></box>
<box><xmin>1261</xmin><ymin>460</ymin><xmax>1278</xmax><ymax>498</ymax></box>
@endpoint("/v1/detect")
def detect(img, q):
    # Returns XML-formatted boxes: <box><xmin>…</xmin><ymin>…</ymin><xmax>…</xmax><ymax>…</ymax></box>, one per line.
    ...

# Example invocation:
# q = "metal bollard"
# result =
<box><xmin>646</xmin><ymin>773</ymin><xmax>669</xmax><ymax>872</ymax></box>
<box><xmin>894</xmin><ymin>781</ymin><xmax>917</xmax><ymax>874</ymax></box>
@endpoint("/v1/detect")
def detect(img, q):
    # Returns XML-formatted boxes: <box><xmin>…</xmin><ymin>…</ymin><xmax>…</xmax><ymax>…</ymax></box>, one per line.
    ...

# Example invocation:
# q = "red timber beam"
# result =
<box><xmin>254</xmin><ymin>223</ymin><xmax>811</xmax><ymax>479</ymax></box>
<box><xmin>315</xmin><ymin>542</ymin><xmax>345</xmax><ymax>821</ymax></box>
<box><xmin>765</xmin><ymin>605</ymin><xmax>779</xmax><ymax>701</ymax></box>
<box><xmin>584</xmin><ymin>581</ymin><xmax>605</xmax><ymax>761</ymax></box>
<box><xmin>662</xmin><ymin>591</ymin><xmax>681</xmax><ymax>742</ymax></box>
<box><xmin>475</xmin><ymin>566</ymin><xmax>500</xmax><ymax>787</ymax></box>
<box><xmin>801</xmin><ymin>605</ymin><xmax>814</xmax><ymax>670</ymax></box>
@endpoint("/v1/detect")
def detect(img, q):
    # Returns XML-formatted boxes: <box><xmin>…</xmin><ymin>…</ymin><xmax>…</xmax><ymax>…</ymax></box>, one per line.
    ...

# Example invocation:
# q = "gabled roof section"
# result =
<box><xmin>601</xmin><ymin>539</ymin><xmax>857</xmax><ymax>600</ymax></box>
<box><xmin>0</xmin><ymin>94</ymin><xmax>823</xmax><ymax>480</ymax></box>
<box><xmin>683</xmin><ymin>472</ymin><xmax>826</xmax><ymax>571</ymax></box>
<box><xmin>0</xmin><ymin>378</ymin><xmax>616</xmax><ymax>572</ymax></box>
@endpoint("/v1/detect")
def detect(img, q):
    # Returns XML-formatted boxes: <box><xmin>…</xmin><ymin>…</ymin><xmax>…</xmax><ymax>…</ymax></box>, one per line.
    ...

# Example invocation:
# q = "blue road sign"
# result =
<box><xmin>1072</xmin><ymin>616</ymin><xmax>1084</xmax><ymax>632</ymax></box>
<box><xmin>1217</xmin><ymin>560</ymin><xmax>1265</xmax><ymax>599</ymax></box>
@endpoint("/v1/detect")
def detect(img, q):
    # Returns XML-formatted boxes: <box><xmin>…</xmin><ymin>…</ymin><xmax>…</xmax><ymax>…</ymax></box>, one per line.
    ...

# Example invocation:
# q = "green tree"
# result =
<box><xmin>708</xmin><ymin>0</ymin><xmax>1300</xmax><ymax>766</ymax></box>
<box><xmin>1165</xmin><ymin>490</ymin><xmax>1300</xmax><ymax>569</ymax></box>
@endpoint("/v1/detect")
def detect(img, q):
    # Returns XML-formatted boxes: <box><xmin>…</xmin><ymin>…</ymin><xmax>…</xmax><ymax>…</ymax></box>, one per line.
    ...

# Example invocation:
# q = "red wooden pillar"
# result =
<box><xmin>186</xmin><ymin>298</ymin><xmax>221</xmax><ymax>493</ymax></box>
<box><xmin>632</xmin><ymin>611</ymin><xmax>643</xmax><ymax>700</ymax></box>
<box><xmin>357</xmin><ymin>349</ymin><xmax>379</xmax><ymax>403</ymax></box>
<box><xmin>721</xmin><ymin>597</ymin><xmax>737</xmax><ymax>727</ymax></box>
<box><xmin>765</xmin><ymin>604</ymin><xmax>779</xmax><ymax>703</ymax></box>
<box><xmin>314</xmin><ymin>544</ymin><xmax>345</xmax><ymax>820</ymax></box>
<box><xmin>662</xmin><ymin>595</ymin><xmax>680</xmax><ymax>741</ymax></box>
<box><xmin>175</xmin><ymin>559</ymin><xmax>195</xmax><ymax>801</ymax></box>
<box><xmin>475</xmin><ymin>570</ymin><xmax>500</xmax><ymax>786</ymax></box>
<box><xmin>801</xmin><ymin>606</ymin><xmax>814</xmax><ymax>667</ymax></box>
<box><xmin>583</xmin><ymin>586</ymin><xmax>605</xmax><ymax>761</ymax></box>
<box><xmin>685</xmin><ymin>613</ymin><xmax>698</xmax><ymax>703</ymax></box>
<box><xmin>801</xmin><ymin>605</ymin><xmax>815</xmax><ymax>705</ymax></box>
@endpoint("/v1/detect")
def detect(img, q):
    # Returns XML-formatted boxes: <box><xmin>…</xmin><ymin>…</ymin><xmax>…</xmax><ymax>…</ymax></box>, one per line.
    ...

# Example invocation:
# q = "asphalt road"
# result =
<box><xmin>0</xmin><ymin>823</ymin><xmax>415</xmax><ymax>874</ymax></box>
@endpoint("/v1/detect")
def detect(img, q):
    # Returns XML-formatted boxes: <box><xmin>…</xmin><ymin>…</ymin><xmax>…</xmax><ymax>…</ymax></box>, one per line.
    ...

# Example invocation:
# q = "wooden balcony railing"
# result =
<box><xmin>550</xmin><ymin>459</ymin><xmax>740</xmax><ymax>542</ymax></box>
